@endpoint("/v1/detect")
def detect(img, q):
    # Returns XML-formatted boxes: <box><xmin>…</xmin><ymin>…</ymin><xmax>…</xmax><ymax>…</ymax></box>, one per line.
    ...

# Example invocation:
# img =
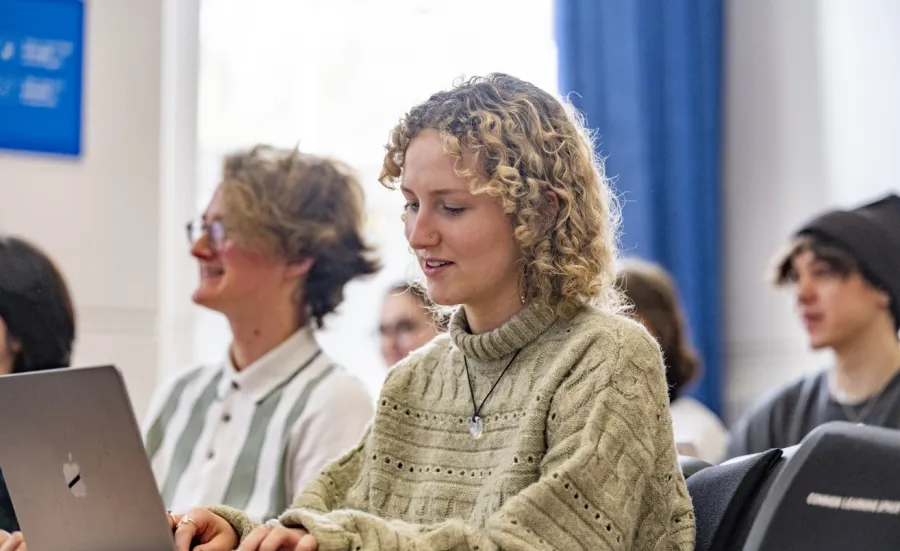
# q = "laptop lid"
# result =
<box><xmin>0</xmin><ymin>365</ymin><xmax>175</xmax><ymax>551</ymax></box>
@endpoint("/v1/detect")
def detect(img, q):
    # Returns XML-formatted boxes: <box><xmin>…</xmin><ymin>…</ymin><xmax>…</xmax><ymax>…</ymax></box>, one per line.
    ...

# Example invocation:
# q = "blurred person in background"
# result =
<box><xmin>0</xmin><ymin>236</ymin><xmax>76</xmax><ymax>542</ymax></box>
<box><xmin>140</xmin><ymin>145</ymin><xmax>379</xmax><ymax>522</ymax></box>
<box><xmin>617</xmin><ymin>259</ymin><xmax>728</xmax><ymax>464</ymax></box>
<box><xmin>727</xmin><ymin>194</ymin><xmax>900</xmax><ymax>459</ymax></box>
<box><xmin>378</xmin><ymin>282</ymin><xmax>442</xmax><ymax>368</ymax></box>
<box><xmin>167</xmin><ymin>73</ymin><xmax>693</xmax><ymax>551</ymax></box>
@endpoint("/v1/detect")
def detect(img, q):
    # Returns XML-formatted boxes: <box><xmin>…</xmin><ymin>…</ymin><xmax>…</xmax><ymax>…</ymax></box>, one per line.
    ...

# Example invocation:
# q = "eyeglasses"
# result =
<box><xmin>185</xmin><ymin>219</ymin><xmax>227</xmax><ymax>251</ymax></box>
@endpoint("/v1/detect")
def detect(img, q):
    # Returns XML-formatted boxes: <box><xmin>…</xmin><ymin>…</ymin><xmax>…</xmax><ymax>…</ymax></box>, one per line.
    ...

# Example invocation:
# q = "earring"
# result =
<box><xmin>401</xmin><ymin>213</ymin><xmax>408</xmax><ymax>223</ymax></box>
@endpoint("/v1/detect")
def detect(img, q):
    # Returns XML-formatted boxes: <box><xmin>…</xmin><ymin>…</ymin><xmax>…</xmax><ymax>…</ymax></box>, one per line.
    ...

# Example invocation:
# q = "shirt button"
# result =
<box><xmin>230</xmin><ymin>381</ymin><xmax>240</xmax><ymax>390</ymax></box>
<box><xmin>207</xmin><ymin>451</ymin><xmax>215</xmax><ymax>460</ymax></box>
<box><xmin>222</xmin><ymin>413</ymin><xmax>231</xmax><ymax>422</ymax></box>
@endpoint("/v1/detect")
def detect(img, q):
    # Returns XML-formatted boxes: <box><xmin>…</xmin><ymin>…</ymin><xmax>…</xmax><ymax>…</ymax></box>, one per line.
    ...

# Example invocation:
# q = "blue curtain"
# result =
<box><xmin>555</xmin><ymin>0</ymin><xmax>724</xmax><ymax>414</ymax></box>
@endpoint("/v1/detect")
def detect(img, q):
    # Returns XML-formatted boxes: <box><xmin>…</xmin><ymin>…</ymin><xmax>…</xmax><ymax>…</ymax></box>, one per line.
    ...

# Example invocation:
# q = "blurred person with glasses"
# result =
<box><xmin>378</xmin><ymin>282</ymin><xmax>444</xmax><ymax>368</ymax></box>
<box><xmin>141</xmin><ymin>145</ymin><xmax>379</xmax><ymax>523</ymax></box>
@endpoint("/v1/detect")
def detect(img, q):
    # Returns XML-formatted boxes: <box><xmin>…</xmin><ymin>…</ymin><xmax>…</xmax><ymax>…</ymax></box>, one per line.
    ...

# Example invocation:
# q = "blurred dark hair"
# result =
<box><xmin>0</xmin><ymin>236</ymin><xmax>76</xmax><ymax>373</ymax></box>
<box><xmin>616</xmin><ymin>259</ymin><xmax>699</xmax><ymax>402</ymax></box>
<box><xmin>771</xmin><ymin>234</ymin><xmax>861</xmax><ymax>285</ymax></box>
<box><xmin>386</xmin><ymin>282</ymin><xmax>448</xmax><ymax>332</ymax></box>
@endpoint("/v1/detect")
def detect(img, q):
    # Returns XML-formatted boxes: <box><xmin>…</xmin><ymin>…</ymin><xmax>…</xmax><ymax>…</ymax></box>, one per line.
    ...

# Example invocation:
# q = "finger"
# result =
<box><xmin>259</xmin><ymin>527</ymin><xmax>295</xmax><ymax>551</ymax></box>
<box><xmin>1</xmin><ymin>532</ymin><xmax>22</xmax><ymax>551</ymax></box>
<box><xmin>194</xmin><ymin>533</ymin><xmax>240</xmax><ymax>551</ymax></box>
<box><xmin>297</xmin><ymin>533</ymin><xmax>318</xmax><ymax>551</ymax></box>
<box><xmin>236</xmin><ymin>525</ymin><xmax>272</xmax><ymax>551</ymax></box>
<box><xmin>168</xmin><ymin>511</ymin><xmax>183</xmax><ymax>530</ymax></box>
<box><xmin>0</xmin><ymin>532</ymin><xmax>23</xmax><ymax>551</ymax></box>
<box><xmin>172</xmin><ymin>520</ymin><xmax>199</xmax><ymax>551</ymax></box>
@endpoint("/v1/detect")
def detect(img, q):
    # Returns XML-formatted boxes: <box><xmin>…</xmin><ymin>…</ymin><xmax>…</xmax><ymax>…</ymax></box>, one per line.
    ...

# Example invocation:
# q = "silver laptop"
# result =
<box><xmin>0</xmin><ymin>365</ymin><xmax>176</xmax><ymax>551</ymax></box>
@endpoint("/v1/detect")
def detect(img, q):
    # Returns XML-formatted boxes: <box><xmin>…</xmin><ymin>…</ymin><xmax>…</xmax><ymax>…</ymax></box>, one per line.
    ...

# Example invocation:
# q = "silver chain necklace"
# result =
<box><xmin>831</xmin><ymin>371</ymin><xmax>894</xmax><ymax>424</ymax></box>
<box><xmin>837</xmin><ymin>387</ymin><xmax>890</xmax><ymax>424</ymax></box>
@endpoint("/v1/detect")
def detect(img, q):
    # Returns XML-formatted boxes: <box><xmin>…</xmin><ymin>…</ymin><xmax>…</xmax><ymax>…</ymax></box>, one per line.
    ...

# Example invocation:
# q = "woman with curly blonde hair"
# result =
<box><xmin>171</xmin><ymin>74</ymin><xmax>695</xmax><ymax>551</ymax></box>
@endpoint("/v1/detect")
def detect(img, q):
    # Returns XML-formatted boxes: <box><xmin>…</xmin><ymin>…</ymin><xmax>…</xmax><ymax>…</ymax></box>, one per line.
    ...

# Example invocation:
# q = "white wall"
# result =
<box><xmin>818</xmin><ymin>0</ymin><xmax>900</xmax><ymax>204</ymax></box>
<box><xmin>723</xmin><ymin>0</ymin><xmax>900</xmax><ymax>423</ymax></box>
<box><xmin>0</xmin><ymin>0</ymin><xmax>198</xmax><ymax>422</ymax></box>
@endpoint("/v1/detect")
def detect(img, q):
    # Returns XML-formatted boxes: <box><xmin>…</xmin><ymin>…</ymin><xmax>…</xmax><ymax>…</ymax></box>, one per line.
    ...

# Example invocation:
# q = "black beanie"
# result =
<box><xmin>795</xmin><ymin>193</ymin><xmax>900</xmax><ymax>329</ymax></box>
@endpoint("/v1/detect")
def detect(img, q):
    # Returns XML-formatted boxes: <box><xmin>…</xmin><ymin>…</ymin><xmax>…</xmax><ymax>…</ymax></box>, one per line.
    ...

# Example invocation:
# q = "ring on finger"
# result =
<box><xmin>264</xmin><ymin>518</ymin><xmax>281</xmax><ymax>529</ymax></box>
<box><xmin>177</xmin><ymin>516</ymin><xmax>197</xmax><ymax>528</ymax></box>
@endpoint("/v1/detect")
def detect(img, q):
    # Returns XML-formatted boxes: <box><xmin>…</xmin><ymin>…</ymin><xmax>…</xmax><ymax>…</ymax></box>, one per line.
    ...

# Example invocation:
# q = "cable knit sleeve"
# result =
<box><xmin>222</xmin><ymin>325</ymin><xmax>695</xmax><ymax>551</ymax></box>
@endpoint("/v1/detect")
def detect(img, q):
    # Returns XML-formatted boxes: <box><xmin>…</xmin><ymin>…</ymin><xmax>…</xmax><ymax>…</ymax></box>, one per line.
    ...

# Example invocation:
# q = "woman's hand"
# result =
<box><xmin>0</xmin><ymin>530</ymin><xmax>25</xmax><ymax>551</ymax></box>
<box><xmin>170</xmin><ymin>507</ymin><xmax>239</xmax><ymax>551</ymax></box>
<box><xmin>237</xmin><ymin>521</ymin><xmax>318</xmax><ymax>551</ymax></box>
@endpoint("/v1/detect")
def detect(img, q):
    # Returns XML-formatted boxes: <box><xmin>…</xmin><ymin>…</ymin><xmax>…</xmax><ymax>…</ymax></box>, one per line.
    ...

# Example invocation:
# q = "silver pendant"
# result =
<box><xmin>469</xmin><ymin>415</ymin><xmax>484</xmax><ymax>440</ymax></box>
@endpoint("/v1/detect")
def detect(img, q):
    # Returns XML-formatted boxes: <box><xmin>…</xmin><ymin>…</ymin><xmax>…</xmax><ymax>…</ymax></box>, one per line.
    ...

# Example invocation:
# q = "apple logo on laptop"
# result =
<box><xmin>64</xmin><ymin>453</ymin><xmax>87</xmax><ymax>498</ymax></box>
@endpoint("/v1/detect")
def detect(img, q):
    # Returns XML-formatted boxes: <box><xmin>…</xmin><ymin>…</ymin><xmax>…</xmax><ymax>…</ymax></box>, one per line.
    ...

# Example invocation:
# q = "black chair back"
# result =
<box><xmin>686</xmin><ymin>448</ymin><xmax>783</xmax><ymax>551</ymax></box>
<box><xmin>742</xmin><ymin>422</ymin><xmax>900</xmax><ymax>551</ymax></box>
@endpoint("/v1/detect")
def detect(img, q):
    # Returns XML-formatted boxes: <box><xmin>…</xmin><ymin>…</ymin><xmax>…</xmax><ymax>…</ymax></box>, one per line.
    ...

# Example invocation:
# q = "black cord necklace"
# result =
<box><xmin>463</xmin><ymin>348</ymin><xmax>522</xmax><ymax>440</ymax></box>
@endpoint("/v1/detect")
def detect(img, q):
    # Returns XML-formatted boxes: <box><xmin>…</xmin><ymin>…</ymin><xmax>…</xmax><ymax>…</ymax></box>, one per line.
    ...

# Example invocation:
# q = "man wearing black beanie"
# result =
<box><xmin>726</xmin><ymin>193</ymin><xmax>900</xmax><ymax>459</ymax></box>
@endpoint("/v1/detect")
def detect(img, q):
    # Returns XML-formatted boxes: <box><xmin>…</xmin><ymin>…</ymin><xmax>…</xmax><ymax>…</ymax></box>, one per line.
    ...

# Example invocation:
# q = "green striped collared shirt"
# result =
<box><xmin>141</xmin><ymin>327</ymin><xmax>374</xmax><ymax>521</ymax></box>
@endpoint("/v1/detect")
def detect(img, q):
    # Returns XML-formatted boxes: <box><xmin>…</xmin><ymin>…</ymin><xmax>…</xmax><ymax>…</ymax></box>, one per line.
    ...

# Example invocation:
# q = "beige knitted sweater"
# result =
<box><xmin>210</xmin><ymin>301</ymin><xmax>696</xmax><ymax>550</ymax></box>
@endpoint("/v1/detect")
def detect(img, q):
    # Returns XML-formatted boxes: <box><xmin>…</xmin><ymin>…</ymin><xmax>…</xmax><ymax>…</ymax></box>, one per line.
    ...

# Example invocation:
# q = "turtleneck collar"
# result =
<box><xmin>449</xmin><ymin>300</ymin><xmax>557</xmax><ymax>363</ymax></box>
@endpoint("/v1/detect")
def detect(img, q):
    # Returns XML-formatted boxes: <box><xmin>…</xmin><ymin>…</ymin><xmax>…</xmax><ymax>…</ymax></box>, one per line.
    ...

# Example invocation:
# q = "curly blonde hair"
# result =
<box><xmin>221</xmin><ymin>145</ymin><xmax>380</xmax><ymax>328</ymax></box>
<box><xmin>379</xmin><ymin>74</ymin><xmax>623</xmax><ymax>318</ymax></box>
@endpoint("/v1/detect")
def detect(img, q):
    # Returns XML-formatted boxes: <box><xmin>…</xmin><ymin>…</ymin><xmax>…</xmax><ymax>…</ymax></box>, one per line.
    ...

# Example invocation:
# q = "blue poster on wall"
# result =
<box><xmin>0</xmin><ymin>0</ymin><xmax>85</xmax><ymax>157</ymax></box>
